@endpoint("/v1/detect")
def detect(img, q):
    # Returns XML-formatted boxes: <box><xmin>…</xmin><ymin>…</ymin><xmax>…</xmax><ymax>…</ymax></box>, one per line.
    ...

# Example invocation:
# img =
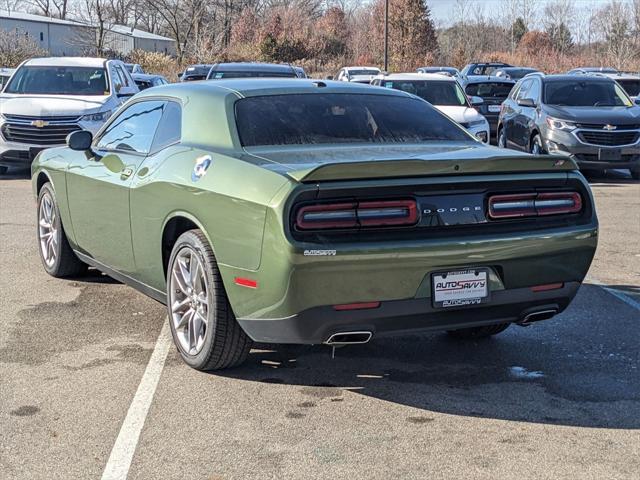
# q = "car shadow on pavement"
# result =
<box><xmin>217</xmin><ymin>284</ymin><xmax>640</xmax><ymax>430</ymax></box>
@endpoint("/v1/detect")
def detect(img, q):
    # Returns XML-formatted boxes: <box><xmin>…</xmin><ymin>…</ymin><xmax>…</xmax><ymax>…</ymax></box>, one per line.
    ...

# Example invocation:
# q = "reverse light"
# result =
<box><xmin>545</xmin><ymin>116</ymin><xmax>576</xmax><ymax>132</ymax></box>
<box><xmin>295</xmin><ymin>199</ymin><xmax>418</xmax><ymax>230</ymax></box>
<box><xmin>488</xmin><ymin>192</ymin><xmax>582</xmax><ymax>219</ymax></box>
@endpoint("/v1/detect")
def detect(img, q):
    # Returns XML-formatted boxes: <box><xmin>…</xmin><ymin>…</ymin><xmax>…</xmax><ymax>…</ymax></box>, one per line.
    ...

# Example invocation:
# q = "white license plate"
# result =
<box><xmin>488</xmin><ymin>105</ymin><xmax>501</xmax><ymax>112</ymax></box>
<box><xmin>432</xmin><ymin>269</ymin><xmax>489</xmax><ymax>308</ymax></box>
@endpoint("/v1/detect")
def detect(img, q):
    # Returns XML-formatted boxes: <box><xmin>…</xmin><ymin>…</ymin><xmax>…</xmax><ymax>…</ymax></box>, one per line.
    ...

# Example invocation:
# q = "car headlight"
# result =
<box><xmin>546</xmin><ymin>117</ymin><xmax>576</xmax><ymax>132</ymax></box>
<box><xmin>81</xmin><ymin>110</ymin><xmax>112</xmax><ymax>123</ymax></box>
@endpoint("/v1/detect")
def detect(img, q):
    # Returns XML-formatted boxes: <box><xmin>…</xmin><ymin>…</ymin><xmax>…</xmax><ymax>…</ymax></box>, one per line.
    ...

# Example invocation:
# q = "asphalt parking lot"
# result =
<box><xmin>1</xmin><ymin>169</ymin><xmax>639</xmax><ymax>479</ymax></box>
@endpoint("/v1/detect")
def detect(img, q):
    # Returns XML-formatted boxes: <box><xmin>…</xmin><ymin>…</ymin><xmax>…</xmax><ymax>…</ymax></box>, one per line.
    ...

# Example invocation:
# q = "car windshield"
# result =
<box><xmin>5</xmin><ymin>66</ymin><xmax>109</xmax><ymax>95</ymax></box>
<box><xmin>125</xmin><ymin>64</ymin><xmax>134</xmax><ymax>72</ymax></box>
<box><xmin>616</xmin><ymin>79</ymin><xmax>640</xmax><ymax>97</ymax></box>
<box><xmin>465</xmin><ymin>82</ymin><xmax>513</xmax><ymax>99</ymax></box>
<box><xmin>236</xmin><ymin>93</ymin><xmax>473</xmax><ymax>147</ymax></box>
<box><xmin>544</xmin><ymin>80</ymin><xmax>632</xmax><ymax>106</ymax></box>
<box><xmin>210</xmin><ymin>71</ymin><xmax>297</xmax><ymax>79</ymax></box>
<box><xmin>380</xmin><ymin>80</ymin><xmax>467</xmax><ymax>106</ymax></box>
<box><xmin>348</xmin><ymin>70</ymin><xmax>379</xmax><ymax>76</ymax></box>
<box><xmin>471</xmin><ymin>65</ymin><xmax>503</xmax><ymax>75</ymax></box>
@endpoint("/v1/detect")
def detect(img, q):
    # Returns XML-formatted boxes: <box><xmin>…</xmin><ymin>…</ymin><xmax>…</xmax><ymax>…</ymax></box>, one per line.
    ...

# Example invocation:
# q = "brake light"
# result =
<box><xmin>488</xmin><ymin>192</ymin><xmax>582</xmax><ymax>219</ymax></box>
<box><xmin>296</xmin><ymin>199</ymin><xmax>417</xmax><ymax>230</ymax></box>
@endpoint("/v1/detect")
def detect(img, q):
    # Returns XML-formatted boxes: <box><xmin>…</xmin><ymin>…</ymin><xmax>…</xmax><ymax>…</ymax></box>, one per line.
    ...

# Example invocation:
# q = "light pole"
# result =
<box><xmin>383</xmin><ymin>0</ymin><xmax>389</xmax><ymax>72</ymax></box>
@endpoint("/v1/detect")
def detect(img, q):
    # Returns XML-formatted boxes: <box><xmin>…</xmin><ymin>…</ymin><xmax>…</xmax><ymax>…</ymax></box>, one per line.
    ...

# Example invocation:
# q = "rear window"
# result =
<box><xmin>235</xmin><ymin>93</ymin><xmax>473</xmax><ymax>147</ymax></box>
<box><xmin>210</xmin><ymin>70</ymin><xmax>296</xmax><ymax>79</ymax></box>
<box><xmin>543</xmin><ymin>80</ymin><xmax>632</xmax><ymax>107</ymax></box>
<box><xmin>465</xmin><ymin>82</ymin><xmax>513</xmax><ymax>98</ymax></box>
<box><xmin>617</xmin><ymin>79</ymin><xmax>640</xmax><ymax>97</ymax></box>
<box><xmin>380</xmin><ymin>80</ymin><xmax>467</xmax><ymax>106</ymax></box>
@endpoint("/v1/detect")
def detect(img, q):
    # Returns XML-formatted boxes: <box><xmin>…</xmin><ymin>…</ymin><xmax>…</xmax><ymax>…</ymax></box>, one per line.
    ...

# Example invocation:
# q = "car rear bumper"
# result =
<box><xmin>0</xmin><ymin>142</ymin><xmax>41</xmax><ymax>167</ymax></box>
<box><xmin>237</xmin><ymin>282</ymin><xmax>581</xmax><ymax>344</ymax></box>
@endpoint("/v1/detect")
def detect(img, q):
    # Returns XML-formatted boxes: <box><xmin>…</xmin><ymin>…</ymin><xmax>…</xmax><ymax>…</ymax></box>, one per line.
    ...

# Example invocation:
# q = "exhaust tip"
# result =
<box><xmin>325</xmin><ymin>331</ymin><xmax>373</xmax><ymax>345</ymax></box>
<box><xmin>519</xmin><ymin>308</ymin><xmax>558</xmax><ymax>326</ymax></box>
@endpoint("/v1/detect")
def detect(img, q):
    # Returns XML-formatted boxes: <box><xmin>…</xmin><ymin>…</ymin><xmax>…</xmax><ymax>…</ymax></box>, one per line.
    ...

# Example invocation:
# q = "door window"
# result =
<box><xmin>524</xmin><ymin>79</ymin><xmax>540</xmax><ymax>102</ymax></box>
<box><xmin>515</xmin><ymin>79</ymin><xmax>532</xmax><ymax>101</ymax></box>
<box><xmin>151</xmin><ymin>101</ymin><xmax>182</xmax><ymax>152</ymax></box>
<box><xmin>96</xmin><ymin>101</ymin><xmax>165</xmax><ymax>154</ymax></box>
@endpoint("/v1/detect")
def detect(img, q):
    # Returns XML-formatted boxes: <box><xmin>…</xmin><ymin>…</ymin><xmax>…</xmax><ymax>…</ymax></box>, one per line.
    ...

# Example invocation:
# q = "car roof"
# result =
<box><xmin>540</xmin><ymin>73</ymin><xmax>615</xmax><ymax>82</ymax></box>
<box><xmin>344</xmin><ymin>66</ymin><xmax>380</xmax><ymax>71</ymax></box>
<box><xmin>464</xmin><ymin>75</ymin><xmax>515</xmax><ymax>84</ymax></box>
<box><xmin>23</xmin><ymin>57</ymin><xmax>107</xmax><ymax>68</ymax></box>
<box><xmin>136</xmin><ymin>78</ymin><xmax>412</xmax><ymax>101</ymax></box>
<box><xmin>496</xmin><ymin>67</ymin><xmax>537</xmax><ymax>71</ymax></box>
<box><xmin>376</xmin><ymin>72</ymin><xmax>456</xmax><ymax>82</ymax></box>
<box><xmin>132</xmin><ymin>73</ymin><xmax>164</xmax><ymax>80</ymax></box>
<box><xmin>211</xmin><ymin>62</ymin><xmax>296</xmax><ymax>73</ymax></box>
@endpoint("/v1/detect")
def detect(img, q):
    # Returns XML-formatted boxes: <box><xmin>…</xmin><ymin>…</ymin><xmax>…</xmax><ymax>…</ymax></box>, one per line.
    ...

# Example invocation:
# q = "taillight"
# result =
<box><xmin>295</xmin><ymin>199</ymin><xmax>418</xmax><ymax>230</ymax></box>
<box><xmin>488</xmin><ymin>192</ymin><xmax>582</xmax><ymax>219</ymax></box>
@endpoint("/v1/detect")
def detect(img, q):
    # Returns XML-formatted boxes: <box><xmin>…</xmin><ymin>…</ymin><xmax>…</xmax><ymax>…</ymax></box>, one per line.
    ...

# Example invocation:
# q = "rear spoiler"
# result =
<box><xmin>287</xmin><ymin>155</ymin><xmax>578</xmax><ymax>183</ymax></box>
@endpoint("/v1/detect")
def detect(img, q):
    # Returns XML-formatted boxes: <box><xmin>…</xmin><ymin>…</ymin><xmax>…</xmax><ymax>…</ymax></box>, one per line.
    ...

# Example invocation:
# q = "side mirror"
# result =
<box><xmin>517</xmin><ymin>98</ymin><xmax>536</xmax><ymax>107</ymax></box>
<box><xmin>67</xmin><ymin>130</ymin><xmax>93</xmax><ymax>151</ymax></box>
<box><xmin>470</xmin><ymin>96</ymin><xmax>484</xmax><ymax>106</ymax></box>
<box><xmin>634</xmin><ymin>97</ymin><xmax>640</xmax><ymax>105</ymax></box>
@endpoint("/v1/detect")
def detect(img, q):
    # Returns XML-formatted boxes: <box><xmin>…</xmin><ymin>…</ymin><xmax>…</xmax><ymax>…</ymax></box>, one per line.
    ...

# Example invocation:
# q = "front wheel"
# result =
<box><xmin>166</xmin><ymin>230</ymin><xmax>252</xmax><ymax>371</ymax></box>
<box><xmin>37</xmin><ymin>183</ymin><xmax>87</xmax><ymax>277</ymax></box>
<box><xmin>447</xmin><ymin>323</ymin><xmax>510</xmax><ymax>339</ymax></box>
<box><xmin>530</xmin><ymin>134</ymin><xmax>545</xmax><ymax>155</ymax></box>
<box><xmin>497</xmin><ymin>128</ymin><xmax>507</xmax><ymax>148</ymax></box>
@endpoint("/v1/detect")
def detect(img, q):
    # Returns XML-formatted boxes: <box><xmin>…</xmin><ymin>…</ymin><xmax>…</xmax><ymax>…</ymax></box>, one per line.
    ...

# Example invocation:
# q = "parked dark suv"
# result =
<box><xmin>497</xmin><ymin>73</ymin><xmax>640</xmax><ymax>179</ymax></box>
<box><xmin>462</xmin><ymin>76</ymin><xmax>516</xmax><ymax>137</ymax></box>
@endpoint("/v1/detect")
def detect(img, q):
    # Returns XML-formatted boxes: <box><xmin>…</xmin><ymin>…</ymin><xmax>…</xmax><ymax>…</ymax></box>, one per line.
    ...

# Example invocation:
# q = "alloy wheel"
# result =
<box><xmin>38</xmin><ymin>192</ymin><xmax>58</xmax><ymax>268</ymax></box>
<box><xmin>169</xmin><ymin>247</ymin><xmax>209</xmax><ymax>355</ymax></box>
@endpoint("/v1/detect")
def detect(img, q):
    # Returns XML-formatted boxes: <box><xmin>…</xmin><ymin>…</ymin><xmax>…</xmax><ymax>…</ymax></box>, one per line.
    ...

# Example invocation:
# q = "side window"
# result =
<box><xmin>151</xmin><ymin>101</ymin><xmax>182</xmax><ymax>153</ymax></box>
<box><xmin>515</xmin><ymin>79</ymin><xmax>532</xmax><ymax>101</ymax></box>
<box><xmin>96</xmin><ymin>101</ymin><xmax>164</xmax><ymax>154</ymax></box>
<box><xmin>110</xmin><ymin>65</ymin><xmax>123</xmax><ymax>93</ymax></box>
<box><xmin>525</xmin><ymin>79</ymin><xmax>540</xmax><ymax>102</ymax></box>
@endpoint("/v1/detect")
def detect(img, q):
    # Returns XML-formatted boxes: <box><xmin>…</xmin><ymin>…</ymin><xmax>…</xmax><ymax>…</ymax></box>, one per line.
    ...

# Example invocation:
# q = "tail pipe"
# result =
<box><xmin>518</xmin><ymin>308</ymin><xmax>558</xmax><ymax>326</ymax></box>
<box><xmin>325</xmin><ymin>331</ymin><xmax>373</xmax><ymax>345</ymax></box>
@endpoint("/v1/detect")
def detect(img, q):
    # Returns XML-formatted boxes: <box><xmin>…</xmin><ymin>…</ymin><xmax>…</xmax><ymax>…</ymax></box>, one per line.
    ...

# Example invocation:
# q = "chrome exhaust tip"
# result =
<box><xmin>519</xmin><ymin>309</ymin><xmax>558</xmax><ymax>326</ymax></box>
<box><xmin>325</xmin><ymin>331</ymin><xmax>373</xmax><ymax>345</ymax></box>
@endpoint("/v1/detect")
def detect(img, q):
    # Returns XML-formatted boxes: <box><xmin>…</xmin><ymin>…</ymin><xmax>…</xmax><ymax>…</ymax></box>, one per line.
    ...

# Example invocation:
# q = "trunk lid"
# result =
<box><xmin>245</xmin><ymin>143</ymin><xmax>576</xmax><ymax>183</ymax></box>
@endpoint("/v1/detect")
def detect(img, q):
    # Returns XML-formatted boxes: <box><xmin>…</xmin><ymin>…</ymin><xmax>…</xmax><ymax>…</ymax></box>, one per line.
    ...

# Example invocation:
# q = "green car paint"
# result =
<box><xmin>32</xmin><ymin>79</ymin><xmax>598</xmax><ymax>344</ymax></box>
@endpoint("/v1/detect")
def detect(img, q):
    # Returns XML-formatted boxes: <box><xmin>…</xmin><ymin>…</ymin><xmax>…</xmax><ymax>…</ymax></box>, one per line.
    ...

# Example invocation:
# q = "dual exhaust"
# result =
<box><xmin>518</xmin><ymin>308</ymin><xmax>558</xmax><ymax>326</ymax></box>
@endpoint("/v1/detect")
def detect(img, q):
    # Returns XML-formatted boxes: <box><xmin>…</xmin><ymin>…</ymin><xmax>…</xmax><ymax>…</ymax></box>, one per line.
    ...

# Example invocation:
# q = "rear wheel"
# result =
<box><xmin>37</xmin><ymin>183</ymin><xmax>87</xmax><ymax>278</ymax></box>
<box><xmin>447</xmin><ymin>323</ymin><xmax>510</xmax><ymax>339</ymax></box>
<box><xmin>166</xmin><ymin>229</ymin><xmax>252</xmax><ymax>371</ymax></box>
<box><xmin>0</xmin><ymin>166</ymin><xmax>8</xmax><ymax>175</ymax></box>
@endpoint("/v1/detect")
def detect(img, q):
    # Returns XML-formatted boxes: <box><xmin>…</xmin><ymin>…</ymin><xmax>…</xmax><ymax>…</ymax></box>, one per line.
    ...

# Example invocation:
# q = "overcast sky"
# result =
<box><xmin>428</xmin><ymin>0</ymin><xmax>625</xmax><ymax>27</ymax></box>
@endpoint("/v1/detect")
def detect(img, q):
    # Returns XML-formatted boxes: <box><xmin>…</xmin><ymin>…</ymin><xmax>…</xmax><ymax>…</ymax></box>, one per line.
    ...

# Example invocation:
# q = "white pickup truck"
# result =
<box><xmin>0</xmin><ymin>57</ymin><xmax>138</xmax><ymax>173</ymax></box>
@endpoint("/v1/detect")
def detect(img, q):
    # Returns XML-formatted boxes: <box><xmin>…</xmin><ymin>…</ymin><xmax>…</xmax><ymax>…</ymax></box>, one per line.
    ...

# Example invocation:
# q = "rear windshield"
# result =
<box><xmin>500</xmin><ymin>68</ymin><xmax>537</xmax><ymax>79</ymax></box>
<box><xmin>348</xmin><ymin>69</ymin><xmax>379</xmax><ymax>76</ymax></box>
<box><xmin>235</xmin><ymin>93</ymin><xmax>473</xmax><ymax>147</ymax></box>
<box><xmin>465</xmin><ymin>82</ymin><xmax>513</xmax><ymax>99</ymax></box>
<box><xmin>616</xmin><ymin>79</ymin><xmax>640</xmax><ymax>97</ymax></box>
<box><xmin>209</xmin><ymin>70</ymin><xmax>296</xmax><ymax>79</ymax></box>
<box><xmin>380</xmin><ymin>80</ymin><xmax>468</xmax><ymax>106</ymax></box>
<box><xmin>543</xmin><ymin>80</ymin><xmax>632</xmax><ymax>106</ymax></box>
<box><xmin>5</xmin><ymin>66</ymin><xmax>109</xmax><ymax>95</ymax></box>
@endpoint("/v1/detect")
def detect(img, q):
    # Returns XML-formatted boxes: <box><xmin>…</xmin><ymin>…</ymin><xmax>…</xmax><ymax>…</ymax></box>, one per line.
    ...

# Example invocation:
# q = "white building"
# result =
<box><xmin>0</xmin><ymin>10</ymin><xmax>176</xmax><ymax>57</ymax></box>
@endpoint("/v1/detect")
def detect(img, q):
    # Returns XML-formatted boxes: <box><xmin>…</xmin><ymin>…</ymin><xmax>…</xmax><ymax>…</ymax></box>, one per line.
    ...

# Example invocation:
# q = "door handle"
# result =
<box><xmin>120</xmin><ymin>167</ymin><xmax>134</xmax><ymax>179</ymax></box>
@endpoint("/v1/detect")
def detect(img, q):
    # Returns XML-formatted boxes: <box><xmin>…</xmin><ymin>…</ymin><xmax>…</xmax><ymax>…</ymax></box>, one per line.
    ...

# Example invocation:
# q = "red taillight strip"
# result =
<box><xmin>531</xmin><ymin>282</ymin><xmax>564</xmax><ymax>292</ymax></box>
<box><xmin>296</xmin><ymin>199</ymin><xmax>418</xmax><ymax>231</ymax></box>
<box><xmin>489</xmin><ymin>192</ymin><xmax>582</xmax><ymax>219</ymax></box>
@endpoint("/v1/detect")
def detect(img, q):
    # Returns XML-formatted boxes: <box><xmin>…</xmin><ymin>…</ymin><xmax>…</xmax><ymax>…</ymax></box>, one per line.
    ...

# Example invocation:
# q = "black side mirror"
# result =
<box><xmin>325</xmin><ymin>75</ymin><xmax>334</xmax><ymax>80</ymax></box>
<box><xmin>67</xmin><ymin>130</ymin><xmax>93</xmax><ymax>151</ymax></box>
<box><xmin>634</xmin><ymin>97</ymin><xmax>640</xmax><ymax>106</ymax></box>
<box><xmin>517</xmin><ymin>98</ymin><xmax>536</xmax><ymax>108</ymax></box>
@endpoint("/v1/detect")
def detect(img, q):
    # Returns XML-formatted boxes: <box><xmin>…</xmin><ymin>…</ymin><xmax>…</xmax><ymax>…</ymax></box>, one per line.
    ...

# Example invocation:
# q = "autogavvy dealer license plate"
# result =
<box><xmin>432</xmin><ymin>269</ymin><xmax>489</xmax><ymax>308</ymax></box>
<box><xmin>488</xmin><ymin>105</ymin><xmax>502</xmax><ymax>113</ymax></box>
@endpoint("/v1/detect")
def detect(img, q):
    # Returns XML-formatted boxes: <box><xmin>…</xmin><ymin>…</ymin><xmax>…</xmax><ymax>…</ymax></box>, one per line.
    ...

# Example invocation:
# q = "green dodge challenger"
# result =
<box><xmin>32</xmin><ymin>79</ymin><xmax>598</xmax><ymax>370</ymax></box>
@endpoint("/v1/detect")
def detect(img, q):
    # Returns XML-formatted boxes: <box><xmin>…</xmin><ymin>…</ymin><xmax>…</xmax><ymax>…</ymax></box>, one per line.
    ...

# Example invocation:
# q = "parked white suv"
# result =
<box><xmin>0</xmin><ymin>57</ymin><xmax>138</xmax><ymax>172</ymax></box>
<box><xmin>372</xmin><ymin>73</ymin><xmax>490</xmax><ymax>142</ymax></box>
<box><xmin>336</xmin><ymin>66</ymin><xmax>381</xmax><ymax>84</ymax></box>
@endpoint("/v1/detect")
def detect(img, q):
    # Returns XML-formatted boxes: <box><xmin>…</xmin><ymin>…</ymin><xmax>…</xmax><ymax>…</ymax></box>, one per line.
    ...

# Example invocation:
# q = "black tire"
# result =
<box><xmin>0</xmin><ymin>166</ymin><xmax>8</xmax><ymax>175</ymax></box>
<box><xmin>581</xmin><ymin>168</ymin><xmax>603</xmax><ymax>180</ymax></box>
<box><xmin>37</xmin><ymin>183</ymin><xmax>87</xmax><ymax>278</ymax></box>
<box><xmin>447</xmin><ymin>323</ymin><xmax>510</xmax><ymax>340</ymax></box>
<box><xmin>497</xmin><ymin>127</ymin><xmax>506</xmax><ymax>148</ymax></box>
<box><xmin>530</xmin><ymin>134</ymin><xmax>545</xmax><ymax>155</ymax></box>
<box><xmin>631</xmin><ymin>168</ymin><xmax>640</xmax><ymax>180</ymax></box>
<box><xmin>166</xmin><ymin>229</ymin><xmax>252</xmax><ymax>371</ymax></box>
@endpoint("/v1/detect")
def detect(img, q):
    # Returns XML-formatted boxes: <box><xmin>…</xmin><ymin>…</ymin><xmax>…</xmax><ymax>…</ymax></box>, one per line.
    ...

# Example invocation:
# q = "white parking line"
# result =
<box><xmin>601</xmin><ymin>286</ymin><xmax>640</xmax><ymax>311</ymax></box>
<box><xmin>101</xmin><ymin>321</ymin><xmax>172</xmax><ymax>480</ymax></box>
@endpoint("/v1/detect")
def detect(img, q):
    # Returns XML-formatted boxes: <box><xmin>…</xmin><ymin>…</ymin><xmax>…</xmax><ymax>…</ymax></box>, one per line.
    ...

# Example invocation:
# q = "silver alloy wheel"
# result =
<box><xmin>169</xmin><ymin>247</ymin><xmax>209</xmax><ymax>355</ymax></box>
<box><xmin>498</xmin><ymin>130</ymin><xmax>506</xmax><ymax>148</ymax></box>
<box><xmin>38</xmin><ymin>192</ymin><xmax>58</xmax><ymax>268</ymax></box>
<box><xmin>531</xmin><ymin>138</ymin><xmax>541</xmax><ymax>154</ymax></box>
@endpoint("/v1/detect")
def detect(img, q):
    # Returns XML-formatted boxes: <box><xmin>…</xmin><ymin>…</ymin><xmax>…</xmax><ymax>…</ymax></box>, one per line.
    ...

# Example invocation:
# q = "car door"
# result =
<box><xmin>65</xmin><ymin>100</ymin><xmax>165</xmax><ymax>275</ymax></box>
<box><xmin>509</xmin><ymin>79</ymin><xmax>532</xmax><ymax>150</ymax></box>
<box><xmin>520</xmin><ymin>78</ymin><xmax>541</xmax><ymax>151</ymax></box>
